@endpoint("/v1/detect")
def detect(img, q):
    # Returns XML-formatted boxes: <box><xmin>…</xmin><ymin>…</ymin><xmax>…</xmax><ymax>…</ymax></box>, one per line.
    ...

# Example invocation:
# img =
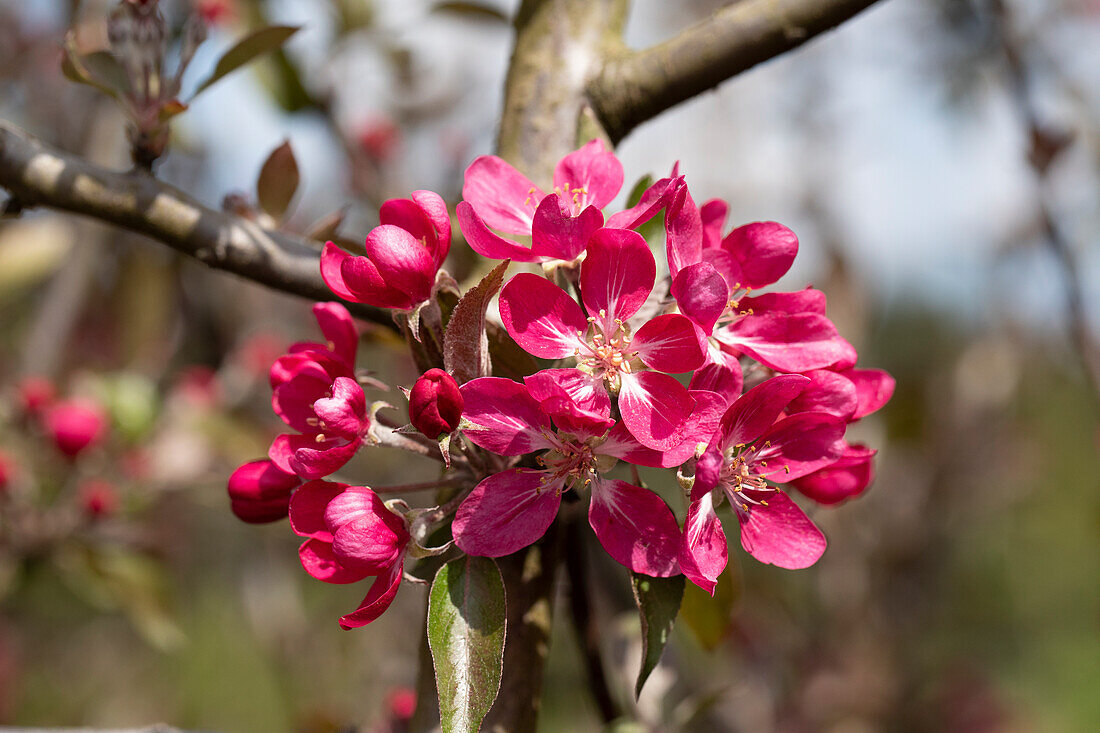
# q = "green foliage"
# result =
<box><xmin>679</xmin><ymin>563</ymin><xmax>740</xmax><ymax>650</ymax></box>
<box><xmin>630</xmin><ymin>571</ymin><xmax>684</xmax><ymax>699</ymax></box>
<box><xmin>428</xmin><ymin>556</ymin><xmax>507</xmax><ymax>733</ymax></box>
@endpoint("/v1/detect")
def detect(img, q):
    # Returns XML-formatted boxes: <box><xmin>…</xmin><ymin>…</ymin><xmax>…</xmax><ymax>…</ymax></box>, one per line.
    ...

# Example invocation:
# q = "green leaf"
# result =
<box><xmin>192</xmin><ymin>25</ymin><xmax>300</xmax><ymax>97</ymax></box>
<box><xmin>433</xmin><ymin>2</ymin><xmax>510</xmax><ymax>23</ymax></box>
<box><xmin>305</xmin><ymin>207</ymin><xmax>347</xmax><ymax>242</ymax></box>
<box><xmin>626</xmin><ymin>174</ymin><xmax>653</xmax><ymax>209</ymax></box>
<box><xmin>256</xmin><ymin>140</ymin><xmax>300</xmax><ymax>220</ymax></box>
<box><xmin>631</xmin><ymin>571</ymin><xmax>684</xmax><ymax>699</ymax></box>
<box><xmin>428</xmin><ymin>556</ymin><xmax>506</xmax><ymax>733</ymax></box>
<box><xmin>679</xmin><ymin>562</ymin><xmax>740</xmax><ymax>650</ymax></box>
<box><xmin>61</xmin><ymin>37</ymin><xmax>126</xmax><ymax>100</ymax></box>
<box><xmin>444</xmin><ymin>260</ymin><xmax>509</xmax><ymax>384</ymax></box>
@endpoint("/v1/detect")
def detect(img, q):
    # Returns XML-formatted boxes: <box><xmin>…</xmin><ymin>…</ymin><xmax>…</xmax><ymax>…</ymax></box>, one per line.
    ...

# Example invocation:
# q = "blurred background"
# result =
<box><xmin>0</xmin><ymin>0</ymin><xmax>1098</xmax><ymax>731</ymax></box>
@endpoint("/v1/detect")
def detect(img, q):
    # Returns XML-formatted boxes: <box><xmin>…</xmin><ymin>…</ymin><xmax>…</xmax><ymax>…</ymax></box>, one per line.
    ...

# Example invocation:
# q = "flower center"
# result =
<box><xmin>575</xmin><ymin>313</ymin><xmax>636</xmax><ymax>383</ymax></box>
<box><xmin>537</xmin><ymin>437</ymin><xmax>597</xmax><ymax>492</ymax></box>
<box><xmin>718</xmin><ymin>449</ymin><xmax>773</xmax><ymax>513</ymax></box>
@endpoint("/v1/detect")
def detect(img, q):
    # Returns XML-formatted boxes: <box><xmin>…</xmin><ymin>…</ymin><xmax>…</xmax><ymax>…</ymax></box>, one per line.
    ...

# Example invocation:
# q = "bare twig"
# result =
<box><xmin>993</xmin><ymin>0</ymin><xmax>1100</xmax><ymax>411</ymax></box>
<box><xmin>0</xmin><ymin>120</ymin><xmax>396</xmax><ymax>332</ymax></box>
<box><xmin>590</xmin><ymin>0</ymin><xmax>885</xmax><ymax>143</ymax></box>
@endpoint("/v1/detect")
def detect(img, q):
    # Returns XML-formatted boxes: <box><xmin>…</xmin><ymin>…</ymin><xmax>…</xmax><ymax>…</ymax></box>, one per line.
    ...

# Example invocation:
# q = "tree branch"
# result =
<box><xmin>590</xmin><ymin>0</ymin><xmax>886</xmax><ymax>144</ymax></box>
<box><xmin>0</xmin><ymin>120</ymin><xmax>395</xmax><ymax>331</ymax></box>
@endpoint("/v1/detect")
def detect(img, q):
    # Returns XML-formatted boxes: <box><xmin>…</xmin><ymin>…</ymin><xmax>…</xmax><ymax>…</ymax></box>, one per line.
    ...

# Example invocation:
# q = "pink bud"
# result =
<box><xmin>357</xmin><ymin>117</ymin><xmax>401</xmax><ymax>163</ymax></box>
<box><xmin>409</xmin><ymin>369</ymin><xmax>463</xmax><ymax>439</ymax></box>
<box><xmin>16</xmin><ymin>376</ymin><xmax>55</xmax><ymax>416</ymax></box>
<box><xmin>228</xmin><ymin>459</ymin><xmax>301</xmax><ymax>523</ymax></box>
<box><xmin>386</xmin><ymin>687</ymin><xmax>417</xmax><ymax>721</ymax></box>
<box><xmin>44</xmin><ymin>399</ymin><xmax>107</xmax><ymax>458</ymax></box>
<box><xmin>0</xmin><ymin>451</ymin><xmax>13</xmax><ymax>495</ymax></box>
<box><xmin>79</xmin><ymin>480</ymin><xmax>118</xmax><ymax>519</ymax></box>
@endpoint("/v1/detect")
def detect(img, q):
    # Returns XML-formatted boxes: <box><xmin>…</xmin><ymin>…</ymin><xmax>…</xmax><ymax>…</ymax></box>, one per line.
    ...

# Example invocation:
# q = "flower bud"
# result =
<box><xmin>44</xmin><ymin>399</ymin><xmax>108</xmax><ymax>458</ymax></box>
<box><xmin>228</xmin><ymin>459</ymin><xmax>301</xmax><ymax>523</ymax></box>
<box><xmin>0</xmin><ymin>451</ymin><xmax>13</xmax><ymax>496</ymax></box>
<box><xmin>409</xmin><ymin>369</ymin><xmax>463</xmax><ymax>439</ymax></box>
<box><xmin>16</xmin><ymin>376</ymin><xmax>55</xmax><ymax>416</ymax></box>
<box><xmin>79</xmin><ymin>480</ymin><xmax>118</xmax><ymax>519</ymax></box>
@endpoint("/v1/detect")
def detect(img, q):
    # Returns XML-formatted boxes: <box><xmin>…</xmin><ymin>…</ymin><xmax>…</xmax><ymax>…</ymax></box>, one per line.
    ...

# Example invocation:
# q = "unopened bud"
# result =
<box><xmin>79</xmin><ymin>480</ymin><xmax>118</xmax><ymax>519</ymax></box>
<box><xmin>44</xmin><ymin>399</ymin><xmax>108</xmax><ymax>458</ymax></box>
<box><xmin>408</xmin><ymin>369</ymin><xmax>463</xmax><ymax>439</ymax></box>
<box><xmin>227</xmin><ymin>459</ymin><xmax>301</xmax><ymax>523</ymax></box>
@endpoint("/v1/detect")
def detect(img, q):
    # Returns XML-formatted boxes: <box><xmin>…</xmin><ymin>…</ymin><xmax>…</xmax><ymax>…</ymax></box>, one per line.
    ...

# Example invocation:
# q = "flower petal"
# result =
<box><xmin>499</xmin><ymin>273</ymin><xmax>587</xmax><ymax>358</ymax></box>
<box><xmin>289</xmin><ymin>435</ymin><xmax>362</xmax><ymax>480</ymax></box>
<box><xmin>841</xmin><ymin>368</ymin><xmax>895</xmax><ymax>419</ymax></box>
<box><xmin>588</xmin><ymin>479</ymin><xmax>681</xmax><ymax>577</ymax></box>
<box><xmin>530</xmin><ymin>194</ymin><xmax>602</xmax><ymax>262</ymax></box>
<box><xmin>523</xmin><ymin>369</ymin><xmax>612</xmax><ymax>438</ymax></box>
<box><xmin>716</xmin><ymin>374</ymin><xmax>810</xmax><ymax>450</ymax></box>
<box><xmin>738</xmin><ymin>288</ymin><xmax>827</xmax><ymax>316</ymax></box>
<box><xmin>720</xmin><ymin>312</ymin><xmax>851</xmax><ymax>373</ymax></box>
<box><xmin>618</xmin><ymin>371</ymin><xmax>695</xmax><ymax>451</ymax></box>
<box><xmin>751</xmin><ymin>412</ymin><xmax>846</xmax><ymax>481</ymax></box>
<box><xmin>785</xmin><ymin>369</ymin><xmax>859</xmax><ymax>421</ymax></box>
<box><xmin>553</xmin><ymin>139</ymin><xmax>624</xmax><ymax>209</ymax></box>
<box><xmin>298</xmin><ymin>537</ymin><xmax>370</xmax><ymax>584</ymax></box>
<box><xmin>679</xmin><ymin>491</ymin><xmax>727</xmax><ymax>594</ymax></box>
<box><xmin>311</xmin><ymin>302</ymin><xmax>358</xmax><ymax>368</ymax></box>
<box><xmin>320</xmin><ymin>242</ymin><xmax>361</xmax><ymax>302</ymax></box>
<box><xmin>722</xmin><ymin>221</ymin><xmax>798</xmax><ymax>289</ymax></box>
<box><xmin>671</xmin><ymin>262</ymin><xmax>729</xmax><ymax>333</ymax></box>
<box><xmin>462</xmin><ymin>155</ymin><xmax>542</xmax><ymax>235</ymax></box>
<box><xmin>689</xmin><ymin>360</ymin><xmax>743</xmax><ymax>408</ymax></box>
<box><xmin>791</xmin><ymin>444</ymin><xmax>876</xmax><ymax>505</ymax></box>
<box><xmin>457</xmin><ymin>201</ymin><xmax>540</xmax><ymax>262</ymax></box>
<box><xmin>452</xmin><ymin>469</ymin><xmax>562</xmax><ymax>557</ymax></box>
<box><xmin>606</xmin><ymin>175</ymin><xmax>681</xmax><ymax>230</ymax></box>
<box><xmin>312</xmin><ymin>376</ymin><xmax>367</xmax><ymax>438</ymax></box>
<box><xmin>665</xmin><ymin>184</ymin><xmax>703</xmax><ymax>279</ymax></box>
<box><xmin>699</xmin><ymin>198</ymin><xmax>729</xmax><ymax>251</ymax></box>
<box><xmin>460</xmin><ymin>377</ymin><xmax>554</xmax><ymax>455</ymax></box>
<box><xmin>288</xmin><ymin>479</ymin><xmax>346</xmax><ymax>541</ymax></box>
<box><xmin>738</xmin><ymin>491</ymin><xmax>825</xmax><ymax>569</ymax></box>
<box><xmin>579</xmin><ymin>228</ymin><xmax>655</xmax><ymax>327</ymax></box>
<box><xmin>339</xmin><ymin>560</ymin><xmax>404</xmax><ymax>629</ymax></box>
<box><xmin>362</xmin><ymin>224</ymin><xmax>434</xmax><ymax>304</ymax></box>
<box><xmin>632</xmin><ymin>313</ymin><xmax>706</xmax><ymax>374</ymax></box>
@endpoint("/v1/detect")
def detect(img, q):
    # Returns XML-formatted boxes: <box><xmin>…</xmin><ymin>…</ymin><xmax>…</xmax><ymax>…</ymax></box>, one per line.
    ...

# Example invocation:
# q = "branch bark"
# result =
<box><xmin>590</xmin><ymin>0</ymin><xmax>885</xmax><ymax>144</ymax></box>
<box><xmin>0</xmin><ymin>120</ymin><xmax>395</xmax><ymax>331</ymax></box>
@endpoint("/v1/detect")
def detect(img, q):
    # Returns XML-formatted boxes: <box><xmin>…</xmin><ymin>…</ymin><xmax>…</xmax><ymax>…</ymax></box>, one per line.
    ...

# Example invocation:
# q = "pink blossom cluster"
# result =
<box><xmin>229</xmin><ymin>141</ymin><xmax>893</xmax><ymax>627</ymax></box>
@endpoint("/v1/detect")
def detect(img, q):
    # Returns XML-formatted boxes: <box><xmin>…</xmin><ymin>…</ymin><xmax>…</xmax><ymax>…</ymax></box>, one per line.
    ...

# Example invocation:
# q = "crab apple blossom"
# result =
<box><xmin>289</xmin><ymin>480</ymin><xmax>409</xmax><ymax>629</ymax></box>
<box><xmin>15</xmin><ymin>376</ymin><xmax>55</xmax><ymax>416</ymax></box>
<box><xmin>268</xmin><ymin>303</ymin><xmax>369</xmax><ymax>480</ymax></box>
<box><xmin>791</xmin><ymin>443</ymin><xmax>877</xmax><ymax>505</ymax></box>
<box><xmin>44</xmin><ymin>398</ymin><xmax>108</xmax><ymax>458</ymax></box>
<box><xmin>321</xmin><ymin>190</ymin><xmax>451</xmax><ymax>310</ymax></box>
<box><xmin>79</xmin><ymin>480</ymin><xmax>118</xmax><ymax>519</ymax></box>
<box><xmin>498</xmin><ymin>227</ymin><xmax>706</xmax><ymax>450</ymax></box>
<box><xmin>409</xmin><ymin>369</ymin><xmax>464</xmax><ymax>439</ymax></box>
<box><xmin>453</xmin><ymin>375</ymin><xmax>701</xmax><ymax>577</ymax></box>
<box><xmin>227</xmin><ymin>459</ymin><xmax>302</xmax><ymax>523</ymax></box>
<box><xmin>680</xmin><ymin>375</ymin><xmax>846</xmax><ymax>593</ymax></box>
<box><xmin>457</xmin><ymin>139</ymin><xmax>622</xmax><ymax>264</ymax></box>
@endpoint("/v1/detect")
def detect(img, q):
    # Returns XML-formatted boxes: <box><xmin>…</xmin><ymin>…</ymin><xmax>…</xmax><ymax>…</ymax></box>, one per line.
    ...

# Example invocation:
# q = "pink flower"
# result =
<box><xmin>680</xmin><ymin>375</ymin><xmax>846</xmax><ymax>592</ymax></box>
<box><xmin>79</xmin><ymin>480</ymin><xmax>118</xmax><ymax>519</ymax></box>
<box><xmin>227</xmin><ymin>459</ymin><xmax>302</xmax><ymax>523</ymax></box>
<box><xmin>16</xmin><ymin>376</ymin><xmax>55</xmax><ymax>416</ymax></box>
<box><xmin>321</xmin><ymin>191</ymin><xmax>450</xmax><ymax>311</ymax></box>
<box><xmin>409</xmin><ymin>369</ymin><xmax>463</xmax><ymax>439</ymax></box>
<box><xmin>268</xmin><ymin>303</ymin><xmax>369</xmax><ymax>479</ymax></box>
<box><xmin>289</xmin><ymin>480</ymin><xmax>409</xmax><ymax>629</ymax></box>
<box><xmin>356</xmin><ymin>117</ymin><xmax>401</xmax><ymax>163</ymax></box>
<box><xmin>791</xmin><ymin>442</ymin><xmax>877</xmax><ymax>505</ymax></box>
<box><xmin>0</xmin><ymin>451</ymin><xmax>13</xmax><ymax>495</ymax></box>
<box><xmin>664</xmin><ymin>196</ymin><xmax>855</xmax><ymax>391</ymax></box>
<box><xmin>195</xmin><ymin>0</ymin><xmax>236</xmax><ymax>25</ymax></box>
<box><xmin>457</xmin><ymin>139</ymin><xmax>622</xmax><ymax>263</ymax></box>
<box><xmin>452</xmin><ymin>375</ymin><xmax>692</xmax><ymax>577</ymax></box>
<box><xmin>497</xmin><ymin>227</ymin><xmax>705</xmax><ymax>449</ymax></box>
<box><xmin>44</xmin><ymin>399</ymin><xmax>108</xmax><ymax>458</ymax></box>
